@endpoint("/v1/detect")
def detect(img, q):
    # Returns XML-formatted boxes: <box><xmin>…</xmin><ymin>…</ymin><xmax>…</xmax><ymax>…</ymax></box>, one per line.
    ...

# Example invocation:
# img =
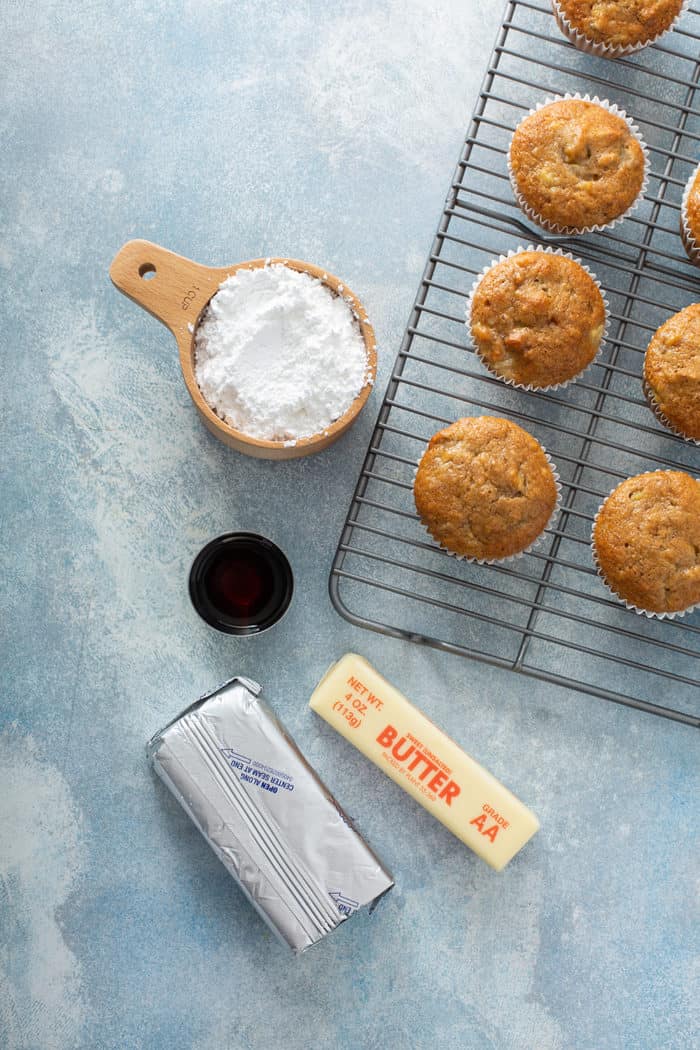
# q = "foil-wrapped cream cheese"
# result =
<box><xmin>147</xmin><ymin>677</ymin><xmax>393</xmax><ymax>953</ymax></box>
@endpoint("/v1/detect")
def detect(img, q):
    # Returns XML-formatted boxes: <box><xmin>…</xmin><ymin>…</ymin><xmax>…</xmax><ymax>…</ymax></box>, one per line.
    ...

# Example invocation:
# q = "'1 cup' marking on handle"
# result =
<box><xmin>182</xmin><ymin>286</ymin><xmax>200</xmax><ymax>311</ymax></box>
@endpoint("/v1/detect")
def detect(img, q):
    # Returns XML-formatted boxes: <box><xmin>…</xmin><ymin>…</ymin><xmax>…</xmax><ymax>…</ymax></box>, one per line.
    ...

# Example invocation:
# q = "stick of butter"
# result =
<box><xmin>309</xmin><ymin>654</ymin><xmax>539</xmax><ymax>871</ymax></box>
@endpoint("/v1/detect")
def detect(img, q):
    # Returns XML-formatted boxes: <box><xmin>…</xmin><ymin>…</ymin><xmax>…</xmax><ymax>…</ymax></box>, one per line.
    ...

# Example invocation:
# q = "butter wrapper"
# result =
<box><xmin>310</xmin><ymin>654</ymin><xmax>540</xmax><ymax>871</ymax></box>
<box><xmin>148</xmin><ymin>677</ymin><xmax>393</xmax><ymax>953</ymax></box>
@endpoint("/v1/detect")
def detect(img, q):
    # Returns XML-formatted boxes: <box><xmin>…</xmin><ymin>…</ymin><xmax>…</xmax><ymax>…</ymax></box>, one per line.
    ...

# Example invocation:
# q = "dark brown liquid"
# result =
<box><xmin>204</xmin><ymin>549</ymin><xmax>274</xmax><ymax>620</ymax></box>
<box><xmin>189</xmin><ymin>533</ymin><xmax>293</xmax><ymax>635</ymax></box>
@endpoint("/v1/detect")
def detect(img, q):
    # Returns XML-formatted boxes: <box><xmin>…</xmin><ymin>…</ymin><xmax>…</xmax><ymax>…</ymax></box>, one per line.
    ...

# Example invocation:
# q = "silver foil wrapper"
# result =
<box><xmin>147</xmin><ymin>677</ymin><xmax>393</xmax><ymax>953</ymax></box>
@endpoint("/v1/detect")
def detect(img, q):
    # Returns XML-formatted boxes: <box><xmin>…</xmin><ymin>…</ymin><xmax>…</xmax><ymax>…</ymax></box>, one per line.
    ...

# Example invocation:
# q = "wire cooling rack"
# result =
<box><xmin>330</xmin><ymin>0</ymin><xmax>700</xmax><ymax>727</ymax></box>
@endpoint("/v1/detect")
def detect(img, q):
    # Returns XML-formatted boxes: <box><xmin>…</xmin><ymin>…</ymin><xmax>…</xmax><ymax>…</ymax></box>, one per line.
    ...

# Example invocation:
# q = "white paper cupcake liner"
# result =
<box><xmin>413</xmin><ymin>439</ymin><xmax>562</xmax><ymax>565</ymax></box>
<box><xmin>551</xmin><ymin>0</ymin><xmax>690</xmax><ymax>59</ymax></box>
<box><xmin>642</xmin><ymin>377</ymin><xmax>700</xmax><ymax>447</ymax></box>
<box><xmin>507</xmin><ymin>93</ymin><xmax>650</xmax><ymax>236</ymax></box>
<box><xmin>591</xmin><ymin>471</ymin><xmax>700</xmax><ymax>619</ymax></box>
<box><xmin>680</xmin><ymin>163</ymin><xmax>700</xmax><ymax>267</ymax></box>
<box><xmin>465</xmin><ymin>245</ymin><xmax>610</xmax><ymax>392</ymax></box>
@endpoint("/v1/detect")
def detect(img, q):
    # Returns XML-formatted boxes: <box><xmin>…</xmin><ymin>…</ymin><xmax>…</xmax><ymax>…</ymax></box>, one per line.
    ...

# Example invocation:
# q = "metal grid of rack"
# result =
<box><xmin>330</xmin><ymin>0</ymin><xmax>700</xmax><ymax>727</ymax></box>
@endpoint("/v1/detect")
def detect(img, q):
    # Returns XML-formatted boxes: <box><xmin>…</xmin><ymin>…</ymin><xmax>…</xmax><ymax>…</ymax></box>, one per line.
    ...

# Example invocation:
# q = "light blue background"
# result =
<box><xmin>1</xmin><ymin>2</ymin><xmax>698</xmax><ymax>1048</ymax></box>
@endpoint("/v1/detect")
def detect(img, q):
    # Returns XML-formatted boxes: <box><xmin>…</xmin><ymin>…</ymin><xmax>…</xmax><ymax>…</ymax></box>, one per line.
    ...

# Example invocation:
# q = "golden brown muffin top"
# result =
<box><xmin>685</xmin><ymin>164</ymin><xmax>700</xmax><ymax>241</ymax></box>
<box><xmin>556</xmin><ymin>0</ymin><xmax>684</xmax><ymax>47</ymax></box>
<box><xmin>414</xmin><ymin>416</ymin><xmax>558</xmax><ymax>560</ymax></box>
<box><xmin>593</xmin><ymin>471</ymin><xmax>700</xmax><ymax>614</ymax></box>
<box><xmin>644</xmin><ymin>304</ymin><xmax>700</xmax><ymax>441</ymax></box>
<box><xmin>509</xmin><ymin>99</ymin><xmax>646</xmax><ymax>231</ymax></box>
<box><xmin>470</xmin><ymin>251</ymin><xmax>606</xmax><ymax>388</ymax></box>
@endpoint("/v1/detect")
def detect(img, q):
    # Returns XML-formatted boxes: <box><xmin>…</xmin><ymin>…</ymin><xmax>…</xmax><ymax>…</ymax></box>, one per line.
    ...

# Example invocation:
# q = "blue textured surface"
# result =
<box><xmin>1</xmin><ymin>2</ymin><xmax>698</xmax><ymax>1048</ymax></box>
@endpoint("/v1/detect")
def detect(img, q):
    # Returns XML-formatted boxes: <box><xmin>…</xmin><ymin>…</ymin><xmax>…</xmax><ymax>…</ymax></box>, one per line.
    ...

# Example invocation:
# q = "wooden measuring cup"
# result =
<box><xmin>109</xmin><ymin>240</ymin><xmax>377</xmax><ymax>459</ymax></box>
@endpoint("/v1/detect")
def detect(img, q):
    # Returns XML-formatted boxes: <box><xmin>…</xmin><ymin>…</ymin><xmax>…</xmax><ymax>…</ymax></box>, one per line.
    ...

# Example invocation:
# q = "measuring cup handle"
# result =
<box><xmin>109</xmin><ymin>240</ymin><xmax>219</xmax><ymax>335</ymax></box>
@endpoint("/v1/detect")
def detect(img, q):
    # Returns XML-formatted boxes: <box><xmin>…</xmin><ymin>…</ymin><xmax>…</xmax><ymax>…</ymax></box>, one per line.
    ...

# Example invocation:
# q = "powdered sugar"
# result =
<box><xmin>194</xmin><ymin>263</ymin><xmax>369</xmax><ymax>442</ymax></box>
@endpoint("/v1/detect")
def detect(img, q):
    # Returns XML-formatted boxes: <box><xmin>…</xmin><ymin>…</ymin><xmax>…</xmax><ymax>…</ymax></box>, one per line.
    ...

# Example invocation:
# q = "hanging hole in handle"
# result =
<box><xmin>139</xmin><ymin>262</ymin><xmax>156</xmax><ymax>280</ymax></box>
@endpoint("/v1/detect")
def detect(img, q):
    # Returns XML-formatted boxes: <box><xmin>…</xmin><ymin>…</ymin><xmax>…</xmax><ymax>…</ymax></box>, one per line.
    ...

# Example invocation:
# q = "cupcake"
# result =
<box><xmin>592</xmin><ymin>471</ymin><xmax>700</xmax><ymax>616</ymax></box>
<box><xmin>680</xmin><ymin>163</ymin><xmax>700</xmax><ymax>267</ymax></box>
<box><xmin>552</xmin><ymin>0</ymin><xmax>686</xmax><ymax>58</ymax></box>
<box><xmin>508</xmin><ymin>96</ymin><xmax>648</xmax><ymax>234</ymax></box>
<box><xmin>468</xmin><ymin>248</ymin><xmax>607</xmax><ymax>389</ymax></box>
<box><xmin>414</xmin><ymin>416</ymin><xmax>559</xmax><ymax>561</ymax></box>
<box><xmin>643</xmin><ymin>303</ymin><xmax>700</xmax><ymax>443</ymax></box>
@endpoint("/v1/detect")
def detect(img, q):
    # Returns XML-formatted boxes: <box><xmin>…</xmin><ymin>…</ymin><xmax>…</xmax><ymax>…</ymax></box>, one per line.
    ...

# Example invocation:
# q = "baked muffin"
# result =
<box><xmin>414</xmin><ymin>416</ymin><xmax>558</xmax><ymax>560</ymax></box>
<box><xmin>680</xmin><ymin>163</ymin><xmax>700</xmax><ymax>267</ymax></box>
<box><xmin>553</xmin><ymin>0</ymin><xmax>685</xmax><ymax>56</ymax></box>
<box><xmin>592</xmin><ymin>471</ymin><xmax>700</xmax><ymax>615</ymax></box>
<box><xmin>643</xmin><ymin>304</ymin><xmax>700</xmax><ymax>442</ymax></box>
<box><xmin>469</xmin><ymin>250</ymin><xmax>606</xmax><ymax>389</ymax></box>
<box><xmin>509</xmin><ymin>97</ymin><xmax>647</xmax><ymax>233</ymax></box>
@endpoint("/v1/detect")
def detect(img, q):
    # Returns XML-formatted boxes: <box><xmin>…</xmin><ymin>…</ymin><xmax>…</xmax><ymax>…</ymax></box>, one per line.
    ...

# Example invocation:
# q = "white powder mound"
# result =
<box><xmin>194</xmin><ymin>263</ymin><xmax>370</xmax><ymax>442</ymax></box>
